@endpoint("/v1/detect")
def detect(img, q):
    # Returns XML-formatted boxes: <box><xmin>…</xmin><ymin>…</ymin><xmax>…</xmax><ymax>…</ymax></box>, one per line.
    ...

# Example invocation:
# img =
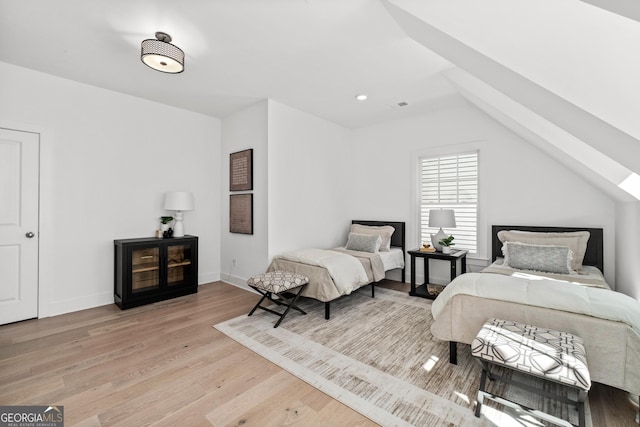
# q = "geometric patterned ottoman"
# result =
<box><xmin>472</xmin><ymin>318</ymin><xmax>591</xmax><ymax>427</ymax></box>
<box><xmin>247</xmin><ymin>271</ymin><xmax>309</xmax><ymax>328</ymax></box>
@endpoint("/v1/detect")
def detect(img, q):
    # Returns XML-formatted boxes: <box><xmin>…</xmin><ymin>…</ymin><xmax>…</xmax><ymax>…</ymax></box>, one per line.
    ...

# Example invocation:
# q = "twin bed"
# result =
<box><xmin>431</xmin><ymin>225</ymin><xmax>640</xmax><ymax>401</ymax></box>
<box><xmin>261</xmin><ymin>221</ymin><xmax>640</xmax><ymax>408</ymax></box>
<box><xmin>266</xmin><ymin>220</ymin><xmax>405</xmax><ymax>319</ymax></box>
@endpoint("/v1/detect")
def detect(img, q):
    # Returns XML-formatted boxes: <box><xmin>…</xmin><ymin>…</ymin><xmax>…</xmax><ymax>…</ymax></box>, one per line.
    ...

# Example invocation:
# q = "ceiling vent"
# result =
<box><xmin>390</xmin><ymin>101</ymin><xmax>409</xmax><ymax>110</ymax></box>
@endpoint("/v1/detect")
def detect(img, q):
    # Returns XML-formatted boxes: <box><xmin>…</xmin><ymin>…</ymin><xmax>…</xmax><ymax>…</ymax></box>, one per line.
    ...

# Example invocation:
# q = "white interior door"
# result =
<box><xmin>0</xmin><ymin>128</ymin><xmax>39</xmax><ymax>324</ymax></box>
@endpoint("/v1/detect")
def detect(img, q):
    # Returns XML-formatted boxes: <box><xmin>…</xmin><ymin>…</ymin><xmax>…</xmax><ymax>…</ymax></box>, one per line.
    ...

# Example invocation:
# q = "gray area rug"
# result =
<box><xmin>215</xmin><ymin>287</ymin><xmax>591</xmax><ymax>426</ymax></box>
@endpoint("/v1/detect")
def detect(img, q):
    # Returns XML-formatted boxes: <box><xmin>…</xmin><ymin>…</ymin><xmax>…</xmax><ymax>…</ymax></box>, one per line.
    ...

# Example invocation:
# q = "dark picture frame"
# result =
<box><xmin>230</xmin><ymin>149</ymin><xmax>253</xmax><ymax>191</ymax></box>
<box><xmin>230</xmin><ymin>194</ymin><xmax>253</xmax><ymax>234</ymax></box>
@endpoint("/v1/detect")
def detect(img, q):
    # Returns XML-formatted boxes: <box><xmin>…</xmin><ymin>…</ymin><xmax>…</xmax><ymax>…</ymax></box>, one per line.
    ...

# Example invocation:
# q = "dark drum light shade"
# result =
<box><xmin>141</xmin><ymin>32</ymin><xmax>184</xmax><ymax>74</ymax></box>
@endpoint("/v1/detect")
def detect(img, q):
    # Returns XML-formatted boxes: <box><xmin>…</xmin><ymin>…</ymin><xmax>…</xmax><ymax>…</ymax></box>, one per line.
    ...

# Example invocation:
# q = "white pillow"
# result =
<box><xmin>497</xmin><ymin>230</ymin><xmax>590</xmax><ymax>270</ymax></box>
<box><xmin>502</xmin><ymin>241</ymin><xmax>574</xmax><ymax>275</ymax></box>
<box><xmin>350</xmin><ymin>224</ymin><xmax>395</xmax><ymax>251</ymax></box>
<box><xmin>345</xmin><ymin>232</ymin><xmax>381</xmax><ymax>253</ymax></box>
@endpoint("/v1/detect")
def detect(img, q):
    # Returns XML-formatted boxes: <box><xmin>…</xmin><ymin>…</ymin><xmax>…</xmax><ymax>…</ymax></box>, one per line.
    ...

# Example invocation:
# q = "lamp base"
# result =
<box><xmin>431</xmin><ymin>228</ymin><xmax>447</xmax><ymax>251</ymax></box>
<box><xmin>173</xmin><ymin>211</ymin><xmax>185</xmax><ymax>237</ymax></box>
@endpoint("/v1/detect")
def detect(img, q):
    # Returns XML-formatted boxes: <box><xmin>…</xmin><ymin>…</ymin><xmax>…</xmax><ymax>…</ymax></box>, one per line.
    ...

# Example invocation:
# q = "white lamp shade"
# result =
<box><xmin>164</xmin><ymin>191</ymin><xmax>194</xmax><ymax>211</ymax></box>
<box><xmin>428</xmin><ymin>209</ymin><xmax>456</xmax><ymax>228</ymax></box>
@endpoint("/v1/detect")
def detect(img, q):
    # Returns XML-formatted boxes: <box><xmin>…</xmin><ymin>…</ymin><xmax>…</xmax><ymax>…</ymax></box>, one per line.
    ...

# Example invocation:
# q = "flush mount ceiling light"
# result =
<box><xmin>355</xmin><ymin>94</ymin><xmax>368</xmax><ymax>101</ymax></box>
<box><xmin>141</xmin><ymin>32</ymin><xmax>184</xmax><ymax>74</ymax></box>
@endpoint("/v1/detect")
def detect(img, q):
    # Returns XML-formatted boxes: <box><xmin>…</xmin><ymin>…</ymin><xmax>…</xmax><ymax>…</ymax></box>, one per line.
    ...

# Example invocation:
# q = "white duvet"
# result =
<box><xmin>273</xmin><ymin>248</ymin><xmax>368</xmax><ymax>294</ymax></box>
<box><xmin>431</xmin><ymin>271</ymin><xmax>640</xmax><ymax>334</ymax></box>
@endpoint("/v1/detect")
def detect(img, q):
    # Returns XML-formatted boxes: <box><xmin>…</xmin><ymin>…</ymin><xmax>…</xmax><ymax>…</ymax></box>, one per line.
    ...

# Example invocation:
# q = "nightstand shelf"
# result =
<box><xmin>408</xmin><ymin>248</ymin><xmax>468</xmax><ymax>299</ymax></box>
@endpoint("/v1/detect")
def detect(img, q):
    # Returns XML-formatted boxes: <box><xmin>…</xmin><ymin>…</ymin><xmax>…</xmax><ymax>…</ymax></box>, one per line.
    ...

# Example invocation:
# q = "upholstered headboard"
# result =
<box><xmin>351</xmin><ymin>220</ymin><xmax>406</xmax><ymax>253</ymax></box>
<box><xmin>492</xmin><ymin>225</ymin><xmax>604</xmax><ymax>273</ymax></box>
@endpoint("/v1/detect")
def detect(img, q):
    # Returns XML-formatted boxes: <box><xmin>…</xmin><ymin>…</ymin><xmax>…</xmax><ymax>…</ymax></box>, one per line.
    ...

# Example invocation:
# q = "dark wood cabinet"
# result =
<box><xmin>114</xmin><ymin>235</ymin><xmax>198</xmax><ymax>309</ymax></box>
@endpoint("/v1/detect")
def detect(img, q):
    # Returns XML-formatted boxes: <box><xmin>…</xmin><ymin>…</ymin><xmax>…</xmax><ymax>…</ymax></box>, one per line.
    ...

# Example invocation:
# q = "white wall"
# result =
<box><xmin>0</xmin><ymin>61</ymin><xmax>221</xmax><ymax>317</ymax></box>
<box><xmin>220</xmin><ymin>100</ymin><xmax>269</xmax><ymax>287</ymax></box>
<box><xmin>351</xmin><ymin>105</ymin><xmax>617</xmax><ymax>285</ymax></box>
<box><xmin>267</xmin><ymin>100</ymin><xmax>354</xmax><ymax>257</ymax></box>
<box><xmin>219</xmin><ymin>100</ymin><xmax>354</xmax><ymax>289</ymax></box>
<box><xmin>2</xmin><ymin>59</ymin><xmax>632</xmax><ymax>317</ymax></box>
<box><xmin>615</xmin><ymin>202</ymin><xmax>640</xmax><ymax>299</ymax></box>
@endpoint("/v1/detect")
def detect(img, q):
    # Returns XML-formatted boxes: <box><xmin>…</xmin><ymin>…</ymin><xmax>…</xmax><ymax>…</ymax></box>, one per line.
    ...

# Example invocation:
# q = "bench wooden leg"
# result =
<box><xmin>273</xmin><ymin>285</ymin><xmax>307</xmax><ymax>328</ymax></box>
<box><xmin>248</xmin><ymin>293</ymin><xmax>269</xmax><ymax>317</ymax></box>
<box><xmin>325</xmin><ymin>302</ymin><xmax>330</xmax><ymax>320</ymax></box>
<box><xmin>475</xmin><ymin>366</ymin><xmax>488</xmax><ymax>417</ymax></box>
<box><xmin>248</xmin><ymin>284</ymin><xmax>307</xmax><ymax>327</ymax></box>
<box><xmin>577</xmin><ymin>390</ymin><xmax>587</xmax><ymax>427</ymax></box>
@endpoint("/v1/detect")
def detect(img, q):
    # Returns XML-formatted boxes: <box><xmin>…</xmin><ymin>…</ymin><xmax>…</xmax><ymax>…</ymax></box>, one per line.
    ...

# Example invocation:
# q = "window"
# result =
<box><xmin>420</xmin><ymin>151</ymin><xmax>478</xmax><ymax>254</ymax></box>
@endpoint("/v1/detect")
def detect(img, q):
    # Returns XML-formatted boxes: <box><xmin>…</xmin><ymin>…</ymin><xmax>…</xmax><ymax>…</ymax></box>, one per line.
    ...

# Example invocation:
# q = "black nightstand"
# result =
<box><xmin>408</xmin><ymin>248</ymin><xmax>468</xmax><ymax>299</ymax></box>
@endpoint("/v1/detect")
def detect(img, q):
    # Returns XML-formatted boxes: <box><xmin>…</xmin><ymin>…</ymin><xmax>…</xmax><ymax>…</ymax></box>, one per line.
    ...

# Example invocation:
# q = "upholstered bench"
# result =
<box><xmin>247</xmin><ymin>270</ymin><xmax>309</xmax><ymax>328</ymax></box>
<box><xmin>472</xmin><ymin>318</ymin><xmax>591</xmax><ymax>427</ymax></box>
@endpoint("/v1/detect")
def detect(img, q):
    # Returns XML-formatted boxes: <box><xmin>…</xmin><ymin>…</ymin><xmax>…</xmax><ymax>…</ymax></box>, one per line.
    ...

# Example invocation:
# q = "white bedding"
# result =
<box><xmin>273</xmin><ymin>248</ymin><xmax>368</xmax><ymax>294</ymax></box>
<box><xmin>483</xmin><ymin>260</ymin><xmax>610</xmax><ymax>289</ymax></box>
<box><xmin>431</xmin><ymin>269</ymin><xmax>640</xmax><ymax>334</ymax></box>
<box><xmin>327</xmin><ymin>246</ymin><xmax>404</xmax><ymax>273</ymax></box>
<box><xmin>378</xmin><ymin>247</ymin><xmax>405</xmax><ymax>271</ymax></box>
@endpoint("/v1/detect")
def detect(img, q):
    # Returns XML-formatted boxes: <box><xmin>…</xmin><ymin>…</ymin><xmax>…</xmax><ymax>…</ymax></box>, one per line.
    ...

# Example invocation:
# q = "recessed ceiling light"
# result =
<box><xmin>355</xmin><ymin>94</ymin><xmax>368</xmax><ymax>101</ymax></box>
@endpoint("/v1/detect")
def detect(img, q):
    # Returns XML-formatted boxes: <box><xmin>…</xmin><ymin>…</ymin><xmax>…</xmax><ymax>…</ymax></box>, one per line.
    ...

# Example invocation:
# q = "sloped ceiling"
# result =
<box><xmin>580</xmin><ymin>0</ymin><xmax>640</xmax><ymax>23</ymax></box>
<box><xmin>384</xmin><ymin>0</ymin><xmax>640</xmax><ymax>202</ymax></box>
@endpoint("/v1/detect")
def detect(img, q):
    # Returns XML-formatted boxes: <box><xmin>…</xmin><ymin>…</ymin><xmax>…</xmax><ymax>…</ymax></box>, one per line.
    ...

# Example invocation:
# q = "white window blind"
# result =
<box><xmin>420</xmin><ymin>151</ymin><xmax>478</xmax><ymax>253</ymax></box>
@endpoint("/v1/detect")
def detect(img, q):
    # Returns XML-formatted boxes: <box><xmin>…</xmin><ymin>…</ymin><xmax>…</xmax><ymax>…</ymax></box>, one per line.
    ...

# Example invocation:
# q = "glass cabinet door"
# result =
<box><xmin>115</xmin><ymin>236</ymin><xmax>198</xmax><ymax>310</ymax></box>
<box><xmin>130</xmin><ymin>247</ymin><xmax>160</xmax><ymax>293</ymax></box>
<box><xmin>166</xmin><ymin>243</ymin><xmax>193</xmax><ymax>286</ymax></box>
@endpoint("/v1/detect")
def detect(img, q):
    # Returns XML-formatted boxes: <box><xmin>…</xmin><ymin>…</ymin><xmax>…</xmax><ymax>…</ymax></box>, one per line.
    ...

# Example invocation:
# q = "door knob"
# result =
<box><xmin>25</xmin><ymin>232</ymin><xmax>35</xmax><ymax>238</ymax></box>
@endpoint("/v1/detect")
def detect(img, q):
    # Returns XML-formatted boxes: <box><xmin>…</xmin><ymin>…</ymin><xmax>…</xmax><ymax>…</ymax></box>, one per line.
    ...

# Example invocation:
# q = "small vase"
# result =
<box><xmin>442</xmin><ymin>246</ymin><xmax>451</xmax><ymax>254</ymax></box>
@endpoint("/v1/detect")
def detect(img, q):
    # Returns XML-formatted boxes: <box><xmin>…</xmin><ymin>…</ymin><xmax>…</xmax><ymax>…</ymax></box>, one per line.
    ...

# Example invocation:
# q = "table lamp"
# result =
<box><xmin>429</xmin><ymin>209</ymin><xmax>456</xmax><ymax>251</ymax></box>
<box><xmin>163</xmin><ymin>191</ymin><xmax>194</xmax><ymax>237</ymax></box>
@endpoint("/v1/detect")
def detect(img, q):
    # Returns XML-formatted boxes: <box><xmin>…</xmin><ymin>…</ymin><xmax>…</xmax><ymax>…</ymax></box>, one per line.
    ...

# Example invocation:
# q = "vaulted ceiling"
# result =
<box><xmin>383</xmin><ymin>0</ymin><xmax>640</xmax><ymax>202</ymax></box>
<box><xmin>1</xmin><ymin>0</ymin><xmax>639</xmax><ymax>200</ymax></box>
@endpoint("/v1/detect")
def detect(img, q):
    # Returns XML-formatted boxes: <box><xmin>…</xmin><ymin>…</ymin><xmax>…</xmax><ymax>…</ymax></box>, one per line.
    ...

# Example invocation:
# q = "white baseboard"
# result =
<box><xmin>198</xmin><ymin>271</ymin><xmax>219</xmax><ymax>285</ymax></box>
<box><xmin>45</xmin><ymin>272</ymin><xmax>220</xmax><ymax>319</ymax></box>
<box><xmin>47</xmin><ymin>291</ymin><xmax>113</xmax><ymax>318</ymax></box>
<box><xmin>221</xmin><ymin>273</ymin><xmax>248</xmax><ymax>288</ymax></box>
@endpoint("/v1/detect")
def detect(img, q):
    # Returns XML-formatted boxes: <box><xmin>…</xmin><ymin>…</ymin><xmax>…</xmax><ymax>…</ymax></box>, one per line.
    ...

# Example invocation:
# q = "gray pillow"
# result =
<box><xmin>502</xmin><ymin>241</ymin><xmax>574</xmax><ymax>274</ymax></box>
<box><xmin>345</xmin><ymin>232</ymin><xmax>381</xmax><ymax>253</ymax></box>
<box><xmin>497</xmin><ymin>230</ymin><xmax>589</xmax><ymax>270</ymax></box>
<box><xmin>350</xmin><ymin>224</ymin><xmax>394</xmax><ymax>251</ymax></box>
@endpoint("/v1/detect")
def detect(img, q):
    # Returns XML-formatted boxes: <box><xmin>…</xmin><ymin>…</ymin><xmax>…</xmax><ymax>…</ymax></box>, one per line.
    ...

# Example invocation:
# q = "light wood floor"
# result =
<box><xmin>0</xmin><ymin>281</ymin><xmax>637</xmax><ymax>426</ymax></box>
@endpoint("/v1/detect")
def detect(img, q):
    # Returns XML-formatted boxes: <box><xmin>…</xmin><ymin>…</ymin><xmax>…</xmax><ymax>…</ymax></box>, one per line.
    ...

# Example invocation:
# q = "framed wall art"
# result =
<box><xmin>230</xmin><ymin>194</ymin><xmax>253</xmax><ymax>234</ymax></box>
<box><xmin>230</xmin><ymin>149</ymin><xmax>253</xmax><ymax>191</ymax></box>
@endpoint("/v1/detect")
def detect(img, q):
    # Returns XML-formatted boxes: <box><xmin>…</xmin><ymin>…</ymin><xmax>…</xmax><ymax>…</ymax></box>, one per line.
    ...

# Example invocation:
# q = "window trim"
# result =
<box><xmin>410</xmin><ymin>141</ymin><xmax>487</xmax><ymax>261</ymax></box>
